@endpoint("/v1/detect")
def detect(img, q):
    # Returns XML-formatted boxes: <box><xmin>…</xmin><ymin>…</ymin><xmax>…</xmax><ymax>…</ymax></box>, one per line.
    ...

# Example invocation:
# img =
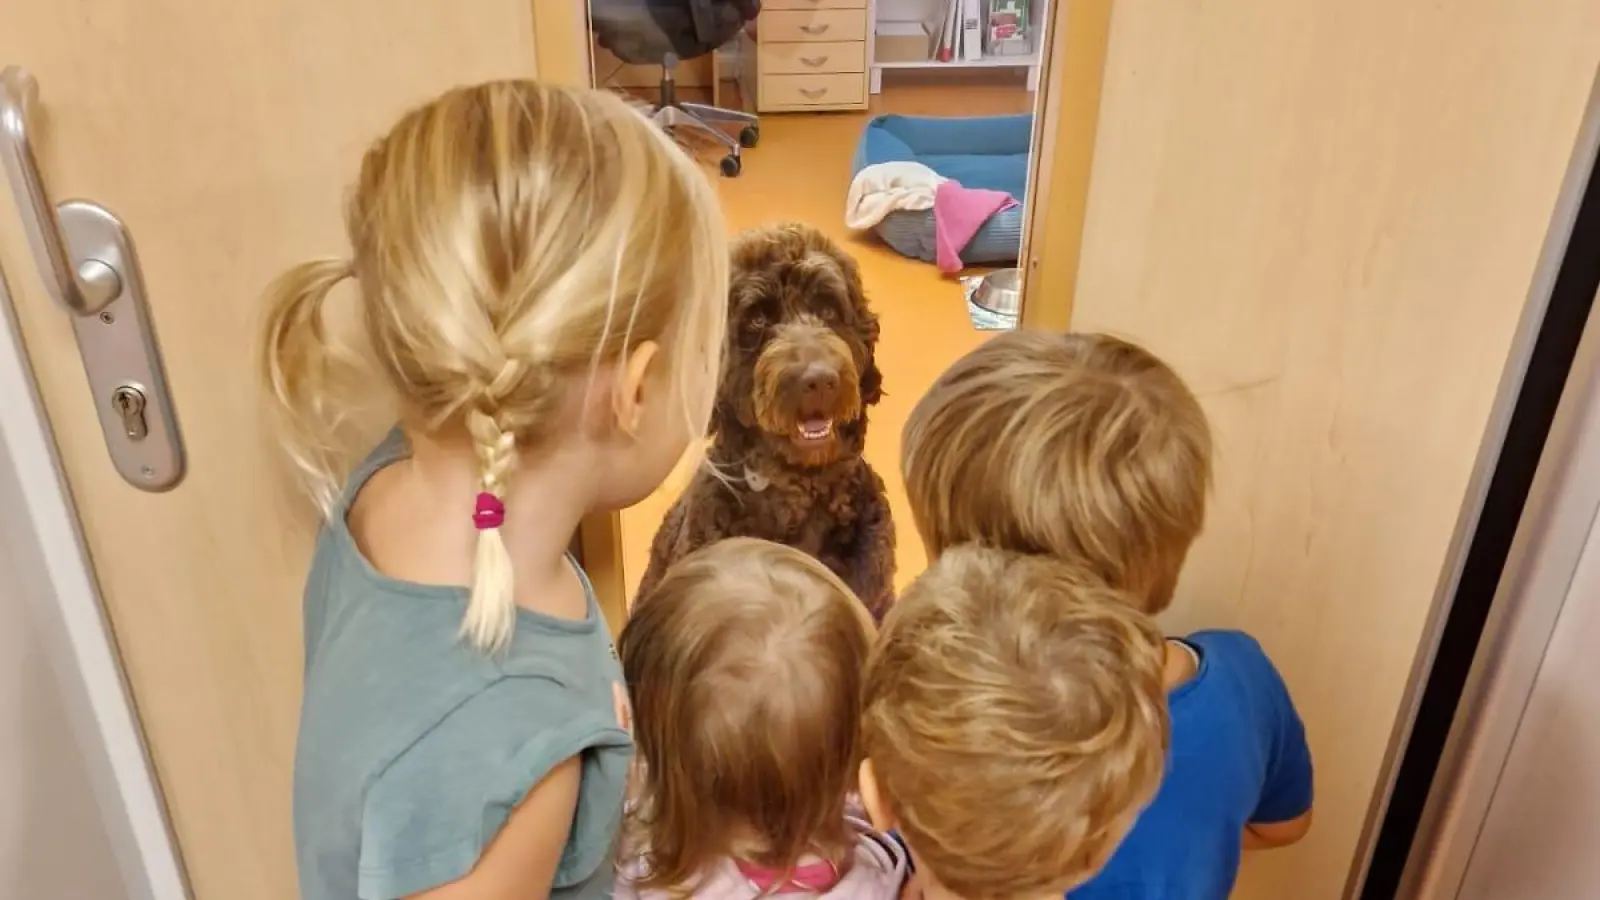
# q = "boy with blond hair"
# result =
<box><xmin>882</xmin><ymin>330</ymin><xmax>1313</xmax><ymax>900</ymax></box>
<box><xmin>858</xmin><ymin>546</ymin><xmax>1172</xmax><ymax>900</ymax></box>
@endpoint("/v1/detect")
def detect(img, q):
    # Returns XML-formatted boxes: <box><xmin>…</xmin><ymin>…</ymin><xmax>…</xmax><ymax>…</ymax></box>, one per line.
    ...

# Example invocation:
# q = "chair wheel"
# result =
<box><xmin>739</xmin><ymin>125</ymin><xmax>760</xmax><ymax>148</ymax></box>
<box><xmin>720</xmin><ymin>154</ymin><xmax>742</xmax><ymax>177</ymax></box>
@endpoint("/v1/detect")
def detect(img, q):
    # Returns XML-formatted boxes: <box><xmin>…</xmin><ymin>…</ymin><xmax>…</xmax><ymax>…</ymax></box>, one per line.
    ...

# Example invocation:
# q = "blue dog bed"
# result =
<box><xmin>850</xmin><ymin>114</ymin><xmax>1033</xmax><ymax>267</ymax></box>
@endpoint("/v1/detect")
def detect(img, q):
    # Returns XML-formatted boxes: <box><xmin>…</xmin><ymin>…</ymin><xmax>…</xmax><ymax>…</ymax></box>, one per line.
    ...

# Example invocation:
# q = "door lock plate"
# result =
<box><xmin>61</xmin><ymin>201</ymin><xmax>185</xmax><ymax>491</ymax></box>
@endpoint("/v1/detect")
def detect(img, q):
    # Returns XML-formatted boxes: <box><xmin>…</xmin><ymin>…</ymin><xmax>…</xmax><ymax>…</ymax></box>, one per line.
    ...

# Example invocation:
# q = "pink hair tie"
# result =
<box><xmin>473</xmin><ymin>492</ymin><xmax>506</xmax><ymax>530</ymax></box>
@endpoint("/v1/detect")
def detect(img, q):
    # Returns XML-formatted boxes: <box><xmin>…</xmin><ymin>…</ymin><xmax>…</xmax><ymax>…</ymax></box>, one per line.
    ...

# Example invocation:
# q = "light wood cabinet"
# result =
<box><xmin>745</xmin><ymin>0</ymin><xmax>871</xmax><ymax>112</ymax></box>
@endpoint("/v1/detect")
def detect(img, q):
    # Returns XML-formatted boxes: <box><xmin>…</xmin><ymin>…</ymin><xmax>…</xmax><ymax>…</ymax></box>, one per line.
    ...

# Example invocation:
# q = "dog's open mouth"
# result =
<box><xmin>794</xmin><ymin>417</ymin><xmax>835</xmax><ymax>446</ymax></box>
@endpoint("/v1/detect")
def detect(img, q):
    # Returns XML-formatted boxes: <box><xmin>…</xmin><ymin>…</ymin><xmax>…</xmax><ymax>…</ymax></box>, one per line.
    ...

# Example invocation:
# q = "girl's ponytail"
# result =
<box><xmin>462</xmin><ymin>406</ymin><xmax>519</xmax><ymax>653</ymax></box>
<box><xmin>260</xmin><ymin>258</ymin><xmax>357</xmax><ymax>512</ymax></box>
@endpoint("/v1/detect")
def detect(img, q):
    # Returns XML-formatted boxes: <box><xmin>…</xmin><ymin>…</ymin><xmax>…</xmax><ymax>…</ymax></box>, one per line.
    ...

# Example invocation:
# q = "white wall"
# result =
<box><xmin>0</xmin><ymin>538</ymin><xmax>127</xmax><ymax>899</ymax></box>
<box><xmin>875</xmin><ymin>0</ymin><xmax>934</xmax><ymax>22</ymax></box>
<box><xmin>1457</xmin><ymin>506</ymin><xmax>1600</xmax><ymax>900</ymax></box>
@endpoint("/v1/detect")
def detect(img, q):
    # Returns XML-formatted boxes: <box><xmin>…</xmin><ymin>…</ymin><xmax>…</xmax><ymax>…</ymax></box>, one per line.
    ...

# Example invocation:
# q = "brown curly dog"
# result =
<box><xmin>637</xmin><ymin>222</ymin><xmax>897</xmax><ymax>618</ymax></box>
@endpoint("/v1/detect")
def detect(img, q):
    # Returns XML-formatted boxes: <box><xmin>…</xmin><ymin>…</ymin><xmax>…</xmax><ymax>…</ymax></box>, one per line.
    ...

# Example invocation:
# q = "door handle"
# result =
<box><xmin>0</xmin><ymin>67</ymin><xmax>121</xmax><ymax>316</ymax></box>
<box><xmin>0</xmin><ymin>65</ymin><xmax>185</xmax><ymax>491</ymax></box>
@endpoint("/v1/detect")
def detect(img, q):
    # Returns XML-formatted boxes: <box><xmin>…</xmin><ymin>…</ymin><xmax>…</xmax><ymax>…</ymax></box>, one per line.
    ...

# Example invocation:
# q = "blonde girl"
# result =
<box><xmin>615</xmin><ymin>538</ymin><xmax>909</xmax><ymax>900</ymax></box>
<box><xmin>261</xmin><ymin>81</ymin><xmax>727</xmax><ymax>900</ymax></box>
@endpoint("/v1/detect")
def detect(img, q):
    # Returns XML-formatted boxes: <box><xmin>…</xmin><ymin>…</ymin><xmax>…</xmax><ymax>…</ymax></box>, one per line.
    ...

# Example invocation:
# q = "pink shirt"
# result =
<box><xmin>615</xmin><ymin>816</ymin><xmax>908</xmax><ymax>900</ymax></box>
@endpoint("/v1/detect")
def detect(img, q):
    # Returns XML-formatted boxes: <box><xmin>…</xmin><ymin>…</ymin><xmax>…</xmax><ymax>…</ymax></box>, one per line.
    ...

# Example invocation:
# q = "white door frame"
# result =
<box><xmin>0</xmin><ymin>261</ymin><xmax>188</xmax><ymax>900</ymax></box>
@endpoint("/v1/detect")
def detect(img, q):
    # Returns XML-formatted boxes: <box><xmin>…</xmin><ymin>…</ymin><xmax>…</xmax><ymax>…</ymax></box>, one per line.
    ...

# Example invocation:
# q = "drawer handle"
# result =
<box><xmin>800</xmin><ymin>87</ymin><xmax>829</xmax><ymax>99</ymax></box>
<box><xmin>800</xmin><ymin>23</ymin><xmax>830</xmax><ymax>34</ymax></box>
<box><xmin>800</xmin><ymin>55</ymin><xmax>829</xmax><ymax>67</ymax></box>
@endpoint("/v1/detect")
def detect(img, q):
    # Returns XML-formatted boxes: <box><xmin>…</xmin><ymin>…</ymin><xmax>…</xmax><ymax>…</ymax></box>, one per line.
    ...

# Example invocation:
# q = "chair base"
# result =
<box><xmin>650</xmin><ymin>61</ymin><xmax>758</xmax><ymax>177</ymax></box>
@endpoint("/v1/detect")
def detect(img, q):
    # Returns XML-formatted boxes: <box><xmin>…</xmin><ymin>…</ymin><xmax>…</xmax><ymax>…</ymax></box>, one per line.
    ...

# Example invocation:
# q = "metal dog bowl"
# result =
<box><xmin>972</xmin><ymin>268</ymin><xmax>1022</xmax><ymax>316</ymax></box>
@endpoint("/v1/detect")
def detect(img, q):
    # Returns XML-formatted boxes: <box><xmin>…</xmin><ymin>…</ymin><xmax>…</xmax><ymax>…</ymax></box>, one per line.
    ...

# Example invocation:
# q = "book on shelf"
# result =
<box><xmin>912</xmin><ymin>0</ymin><xmax>1035</xmax><ymax>64</ymax></box>
<box><xmin>921</xmin><ymin>0</ymin><xmax>944</xmax><ymax>60</ymax></box>
<box><xmin>938</xmin><ymin>0</ymin><xmax>959</xmax><ymax>61</ymax></box>
<box><xmin>960</xmin><ymin>0</ymin><xmax>984</xmax><ymax>61</ymax></box>
<box><xmin>984</xmin><ymin>0</ymin><xmax>1032</xmax><ymax>56</ymax></box>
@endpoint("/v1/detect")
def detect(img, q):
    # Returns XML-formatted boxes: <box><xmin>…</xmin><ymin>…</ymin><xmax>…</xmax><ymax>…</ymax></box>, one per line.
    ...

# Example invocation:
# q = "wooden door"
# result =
<box><xmin>0</xmin><ymin>4</ymin><xmax>599</xmax><ymax>898</ymax></box>
<box><xmin>1070</xmin><ymin>2</ymin><xmax>1600</xmax><ymax>898</ymax></box>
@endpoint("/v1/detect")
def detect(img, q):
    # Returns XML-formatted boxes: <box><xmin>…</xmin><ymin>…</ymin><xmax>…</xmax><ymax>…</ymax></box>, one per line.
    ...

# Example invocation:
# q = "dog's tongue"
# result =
<box><xmin>802</xmin><ymin>417</ymin><xmax>828</xmax><ymax>430</ymax></box>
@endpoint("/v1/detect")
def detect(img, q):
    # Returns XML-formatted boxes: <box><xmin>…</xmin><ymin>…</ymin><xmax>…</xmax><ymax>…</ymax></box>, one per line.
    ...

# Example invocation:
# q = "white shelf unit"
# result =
<box><xmin>869</xmin><ymin>0</ymin><xmax>1047</xmax><ymax>94</ymax></box>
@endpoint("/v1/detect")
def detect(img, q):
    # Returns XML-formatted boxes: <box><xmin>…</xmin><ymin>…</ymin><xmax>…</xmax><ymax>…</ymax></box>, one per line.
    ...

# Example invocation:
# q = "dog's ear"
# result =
<box><xmin>711</xmin><ymin>285</ymin><xmax>759</xmax><ymax>441</ymax></box>
<box><xmin>710</xmin><ymin>365</ymin><xmax>751</xmax><ymax>436</ymax></box>
<box><xmin>856</xmin><ymin>291</ymin><xmax>884</xmax><ymax>407</ymax></box>
<box><xmin>860</xmin><ymin>322</ymin><xmax>884</xmax><ymax>406</ymax></box>
<box><xmin>709</xmin><ymin>394</ymin><xmax>731</xmax><ymax>436</ymax></box>
<box><xmin>708</xmin><ymin>334</ymin><xmax>743</xmax><ymax>436</ymax></box>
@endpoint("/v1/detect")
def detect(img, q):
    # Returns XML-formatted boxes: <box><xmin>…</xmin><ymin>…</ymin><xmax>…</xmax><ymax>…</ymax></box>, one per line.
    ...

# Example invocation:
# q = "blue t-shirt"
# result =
<box><xmin>1068</xmin><ymin>630</ymin><xmax>1313</xmax><ymax>900</ymax></box>
<box><xmin>293</xmin><ymin>434</ymin><xmax>632</xmax><ymax>900</ymax></box>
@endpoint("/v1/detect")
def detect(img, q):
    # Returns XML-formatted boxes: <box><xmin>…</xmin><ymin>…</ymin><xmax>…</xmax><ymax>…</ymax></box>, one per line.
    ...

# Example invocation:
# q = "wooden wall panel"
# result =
<box><xmin>1072</xmin><ymin>2</ymin><xmax>1600</xmax><ymax>896</ymax></box>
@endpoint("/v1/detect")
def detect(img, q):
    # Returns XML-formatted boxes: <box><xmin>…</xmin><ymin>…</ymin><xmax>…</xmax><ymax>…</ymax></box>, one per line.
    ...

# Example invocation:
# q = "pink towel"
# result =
<box><xmin>933</xmin><ymin>180</ymin><xmax>1019</xmax><ymax>273</ymax></box>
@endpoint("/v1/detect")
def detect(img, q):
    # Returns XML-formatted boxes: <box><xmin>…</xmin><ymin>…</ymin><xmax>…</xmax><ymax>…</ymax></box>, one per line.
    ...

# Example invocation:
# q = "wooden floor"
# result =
<box><xmin>620</xmin><ymin>80</ymin><xmax>1037</xmax><ymax>599</ymax></box>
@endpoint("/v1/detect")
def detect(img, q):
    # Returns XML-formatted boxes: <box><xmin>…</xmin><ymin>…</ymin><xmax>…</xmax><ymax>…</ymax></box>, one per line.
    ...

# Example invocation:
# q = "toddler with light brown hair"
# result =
<box><xmin>892</xmin><ymin>330</ymin><xmax>1314</xmax><ymax>900</ymax></box>
<box><xmin>616</xmin><ymin>538</ymin><xmax>909</xmax><ymax>900</ymax></box>
<box><xmin>859</xmin><ymin>546</ymin><xmax>1171</xmax><ymax>900</ymax></box>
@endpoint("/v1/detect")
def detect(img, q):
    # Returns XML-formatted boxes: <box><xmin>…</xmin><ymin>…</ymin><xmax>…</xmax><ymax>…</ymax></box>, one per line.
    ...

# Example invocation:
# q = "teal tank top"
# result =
<box><xmin>293</xmin><ymin>432</ymin><xmax>632</xmax><ymax>899</ymax></box>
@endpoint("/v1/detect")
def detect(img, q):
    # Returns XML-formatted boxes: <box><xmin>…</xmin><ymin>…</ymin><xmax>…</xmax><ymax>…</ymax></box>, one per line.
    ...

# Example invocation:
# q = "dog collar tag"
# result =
<box><xmin>744</xmin><ymin>466</ymin><xmax>771</xmax><ymax>492</ymax></box>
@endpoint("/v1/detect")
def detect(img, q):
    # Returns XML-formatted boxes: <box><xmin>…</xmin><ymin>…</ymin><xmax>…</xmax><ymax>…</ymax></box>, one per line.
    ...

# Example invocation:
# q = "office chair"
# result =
<box><xmin>591</xmin><ymin>0</ymin><xmax>762</xmax><ymax>177</ymax></box>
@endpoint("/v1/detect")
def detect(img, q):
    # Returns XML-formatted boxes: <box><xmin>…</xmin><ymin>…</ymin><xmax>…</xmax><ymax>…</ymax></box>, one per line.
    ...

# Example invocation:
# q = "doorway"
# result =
<box><xmin>6</xmin><ymin>4</ymin><xmax>1598</xmax><ymax>900</ymax></box>
<box><xmin>572</xmin><ymin>0</ymin><xmax>1102</xmax><ymax>600</ymax></box>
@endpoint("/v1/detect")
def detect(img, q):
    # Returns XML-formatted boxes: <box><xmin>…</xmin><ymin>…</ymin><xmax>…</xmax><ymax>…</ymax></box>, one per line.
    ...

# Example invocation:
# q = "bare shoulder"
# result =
<box><xmin>346</xmin><ymin>459</ymin><xmax>405</xmax><ymax>541</ymax></box>
<box><xmin>348</xmin><ymin>462</ymin><xmax>472</xmax><ymax>587</ymax></box>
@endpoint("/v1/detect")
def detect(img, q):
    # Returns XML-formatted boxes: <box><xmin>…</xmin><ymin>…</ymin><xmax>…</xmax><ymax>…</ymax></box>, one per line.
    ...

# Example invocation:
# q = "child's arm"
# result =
<box><xmin>407</xmin><ymin>757</ymin><xmax>582</xmax><ymax>900</ymax></box>
<box><xmin>1243</xmin><ymin>810</ymin><xmax>1313</xmax><ymax>850</ymax></box>
<box><xmin>1241</xmin><ymin>638</ymin><xmax>1314</xmax><ymax>851</ymax></box>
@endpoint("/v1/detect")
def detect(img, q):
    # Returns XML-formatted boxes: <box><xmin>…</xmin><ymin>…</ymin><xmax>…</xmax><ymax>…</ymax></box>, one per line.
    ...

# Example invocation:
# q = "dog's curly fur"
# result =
<box><xmin>638</xmin><ymin>223</ymin><xmax>896</xmax><ymax>618</ymax></box>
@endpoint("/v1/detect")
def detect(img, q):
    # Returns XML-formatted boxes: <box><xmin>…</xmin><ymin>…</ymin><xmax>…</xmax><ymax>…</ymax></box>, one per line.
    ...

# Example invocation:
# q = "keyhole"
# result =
<box><xmin>111</xmin><ymin>386</ymin><xmax>149</xmax><ymax>442</ymax></box>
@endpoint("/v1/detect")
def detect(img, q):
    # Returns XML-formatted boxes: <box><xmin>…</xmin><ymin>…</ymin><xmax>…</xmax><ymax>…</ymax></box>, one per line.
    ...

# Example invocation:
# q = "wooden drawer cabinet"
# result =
<box><xmin>746</xmin><ymin>2</ymin><xmax>870</xmax><ymax>112</ymax></box>
<box><xmin>763</xmin><ymin>0</ymin><xmax>868</xmax><ymax>9</ymax></box>
<box><xmin>761</xmin><ymin>10</ymin><xmax>868</xmax><ymax>43</ymax></box>
<box><xmin>759</xmin><ymin>40</ymin><xmax>866</xmax><ymax>75</ymax></box>
<box><xmin>761</xmin><ymin>73</ymin><xmax>867</xmax><ymax>109</ymax></box>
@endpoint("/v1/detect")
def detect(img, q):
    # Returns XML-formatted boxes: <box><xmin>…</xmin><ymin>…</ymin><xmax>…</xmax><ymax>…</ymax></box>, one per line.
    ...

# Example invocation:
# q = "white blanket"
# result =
<box><xmin>844</xmin><ymin>161</ymin><xmax>947</xmax><ymax>230</ymax></box>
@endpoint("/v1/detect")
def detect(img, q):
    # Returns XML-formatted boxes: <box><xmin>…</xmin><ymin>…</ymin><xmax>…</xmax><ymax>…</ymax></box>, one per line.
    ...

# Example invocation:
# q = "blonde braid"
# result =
<box><xmin>461</xmin><ymin>357</ymin><xmax>529</xmax><ymax>653</ymax></box>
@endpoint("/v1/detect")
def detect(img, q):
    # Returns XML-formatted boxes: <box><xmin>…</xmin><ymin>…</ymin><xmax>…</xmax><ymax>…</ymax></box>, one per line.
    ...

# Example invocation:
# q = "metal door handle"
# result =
<box><xmin>0</xmin><ymin>67</ymin><xmax>121</xmax><ymax>316</ymax></box>
<box><xmin>0</xmin><ymin>65</ymin><xmax>184</xmax><ymax>491</ymax></box>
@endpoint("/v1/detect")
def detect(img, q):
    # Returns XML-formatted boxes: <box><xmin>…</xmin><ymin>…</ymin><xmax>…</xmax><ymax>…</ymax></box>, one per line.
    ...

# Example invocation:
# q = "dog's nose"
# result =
<box><xmin>799</xmin><ymin>364</ymin><xmax>840</xmax><ymax>405</ymax></box>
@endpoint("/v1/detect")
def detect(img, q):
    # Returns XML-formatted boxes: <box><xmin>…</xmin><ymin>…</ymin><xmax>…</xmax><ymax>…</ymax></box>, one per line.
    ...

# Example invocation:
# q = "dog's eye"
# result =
<box><xmin>746</xmin><ymin>314</ymin><xmax>768</xmax><ymax>331</ymax></box>
<box><xmin>818</xmin><ymin>307</ymin><xmax>837</xmax><ymax>322</ymax></box>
